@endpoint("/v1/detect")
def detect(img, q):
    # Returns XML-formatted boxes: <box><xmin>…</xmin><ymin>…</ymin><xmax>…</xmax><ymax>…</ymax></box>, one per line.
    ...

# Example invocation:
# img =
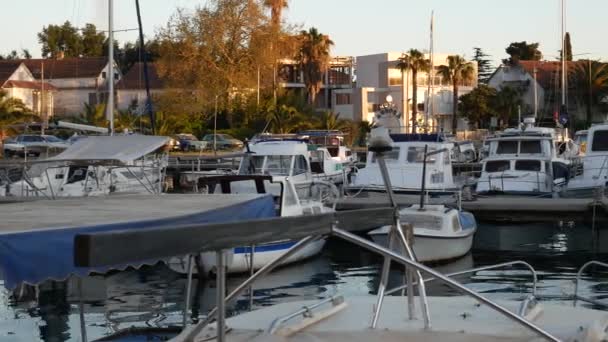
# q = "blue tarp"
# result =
<box><xmin>0</xmin><ymin>195</ymin><xmax>275</xmax><ymax>289</ymax></box>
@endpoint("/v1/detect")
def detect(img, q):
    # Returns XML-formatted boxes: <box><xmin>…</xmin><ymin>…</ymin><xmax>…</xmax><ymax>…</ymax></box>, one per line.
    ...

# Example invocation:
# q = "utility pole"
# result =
<box><xmin>108</xmin><ymin>0</ymin><xmax>115</xmax><ymax>136</ymax></box>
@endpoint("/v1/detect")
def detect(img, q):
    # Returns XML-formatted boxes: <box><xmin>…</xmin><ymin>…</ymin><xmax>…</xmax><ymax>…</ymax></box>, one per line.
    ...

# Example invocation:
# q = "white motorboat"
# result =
<box><xmin>476</xmin><ymin>118</ymin><xmax>572</xmax><ymax>196</ymax></box>
<box><xmin>300</xmin><ymin>130</ymin><xmax>356</xmax><ymax>174</ymax></box>
<box><xmin>368</xmin><ymin>204</ymin><xmax>476</xmax><ymax>262</ymax></box>
<box><xmin>1</xmin><ymin>135</ymin><xmax>169</xmax><ymax>198</ymax></box>
<box><xmin>565</xmin><ymin>123</ymin><xmax>608</xmax><ymax>197</ymax></box>
<box><xmin>349</xmin><ymin>133</ymin><xmax>459</xmax><ymax>195</ymax></box>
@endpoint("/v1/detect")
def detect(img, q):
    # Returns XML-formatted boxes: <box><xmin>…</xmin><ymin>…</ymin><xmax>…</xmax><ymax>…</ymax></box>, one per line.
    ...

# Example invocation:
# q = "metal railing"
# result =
<box><xmin>574</xmin><ymin>260</ymin><xmax>608</xmax><ymax>308</ymax></box>
<box><xmin>267</xmin><ymin>295</ymin><xmax>345</xmax><ymax>334</ymax></box>
<box><xmin>385</xmin><ymin>260</ymin><xmax>538</xmax><ymax>297</ymax></box>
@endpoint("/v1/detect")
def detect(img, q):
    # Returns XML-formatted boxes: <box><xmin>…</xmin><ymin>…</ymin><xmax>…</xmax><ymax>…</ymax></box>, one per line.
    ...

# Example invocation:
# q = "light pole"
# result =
<box><xmin>214</xmin><ymin>95</ymin><xmax>218</xmax><ymax>155</ymax></box>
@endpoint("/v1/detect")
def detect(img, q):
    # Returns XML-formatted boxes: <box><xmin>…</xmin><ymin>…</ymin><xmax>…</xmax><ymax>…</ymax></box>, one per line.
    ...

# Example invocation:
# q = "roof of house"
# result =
<box><xmin>116</xmin><ymin>62</ymin><xmax>164</xmax><ymax>89</ymax></box>
<box><xmin>21</xmin><ymin>57</ymin><xmax>108</xmax><ymax>79</ymax></box>
<box><xmin>3</xmin><ymin>80</ymin><xmax>57</xmax><ymax>91</ymax></box>
<box><xmin>0</xmin><ymin>60</ymin><xmax>23</xmax><ymax>86</ymax></box>
<box><xmin>509</xmin><ymin>60</ymin><xmax>582</xmax><ymax>89</ymax></box>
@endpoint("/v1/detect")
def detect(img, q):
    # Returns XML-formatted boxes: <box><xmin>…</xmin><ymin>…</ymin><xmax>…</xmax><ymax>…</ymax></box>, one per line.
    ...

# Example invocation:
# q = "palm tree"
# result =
<box><xmin>396</xmin><ymin>49</ymin><xmax>430</xmax><ymax>133</ymax></box>
<box><xmin>297</xmin><ymin>27</ymin><xmax>334</xmax><ymax>106</ymax></box>
<box><xmin>569</xmin><ymin>60</ymin><xmax>608</xmax><ymax>125</ymax></box>
<box><xmin>0</xmin><ymin>90</ymin><xmax>38</xmax><ymax>136</ymax></box>
<box><xmin>317</xmin><ymin>111</ymin><xmax>350</xmax><ymax>131</ymax></box>
<box><xmin>263</xmin><ymin>0</ymin><xmax>288</xmax><ymax>28</ymax></box>
<box><xmin>266</xmin><ymin>104</ymin><xmax>314</xmax><ymax>133</ymax></box>
<box><xmin>437</xmin><ymin>55</ymin><xmax>475</xmax><ymax>133</ymax></box>
<box><xmin>80</xmin><ymin>103</ymin><xmax>108</xmax><ymax>127</ymax></box>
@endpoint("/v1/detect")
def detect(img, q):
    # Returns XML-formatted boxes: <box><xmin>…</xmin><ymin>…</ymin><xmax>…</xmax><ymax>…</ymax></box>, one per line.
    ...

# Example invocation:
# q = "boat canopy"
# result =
<box><xmin>0</xmin><ymin>193</ymin><xmax>275</xmax><ymax>289</ymax></box>
<box><xmin>45</xmin><ymin>135</ymin><xmax>170</xmax><ymax>164</ymax></box>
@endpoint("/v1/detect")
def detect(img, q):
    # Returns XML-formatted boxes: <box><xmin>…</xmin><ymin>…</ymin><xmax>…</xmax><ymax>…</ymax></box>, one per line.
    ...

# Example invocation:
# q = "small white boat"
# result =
<box><xmin>2</xmin><ymin>135</ymin><xmax>169</xmax><ymax>198</ymax></box>
<box><xmin>349</xmin><ymin>134</ymin><xmax>459</xmax><ymax>195</ymax></box>
<box><xmin>565</xmin><ymin>123</ymin><xmax>608</xmax><ymax>197</ymax></box>
<box><xmin>368</xmin><ymin>204</ymin><xmax>477</xmax><ymax>262</ymax></box>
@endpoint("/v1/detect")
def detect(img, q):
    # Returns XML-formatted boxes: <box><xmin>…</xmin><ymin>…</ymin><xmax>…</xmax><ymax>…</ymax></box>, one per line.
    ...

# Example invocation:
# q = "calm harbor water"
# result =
<box><xmin>1</xmin><ymin>221</ymin><xmax>608</xmax><ymax>341</ymax></box>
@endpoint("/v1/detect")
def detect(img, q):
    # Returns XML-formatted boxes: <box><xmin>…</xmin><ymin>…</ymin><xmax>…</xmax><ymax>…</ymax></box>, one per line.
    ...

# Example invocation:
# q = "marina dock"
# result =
<box><xmin>337</xmin><ymin>193</ymin><xmax>608</xmax><ymax>223</ymax></box>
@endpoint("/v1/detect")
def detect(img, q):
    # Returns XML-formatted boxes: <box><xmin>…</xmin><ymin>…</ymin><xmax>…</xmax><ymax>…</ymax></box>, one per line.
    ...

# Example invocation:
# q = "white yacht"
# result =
<box><xmin>168</xmin><ymin>140</ymin><xmax>339</xmax><ymax>274</ymax></box>
<box><xmin>1</xmin><ymin>135</ymin><xmax>169</xmax><ymax>198</ymax></box>
<box><xmin>476</xmin><ymin>119</ymin><xmax>572</xmax><ymax>196</ymax></box>
<box><xmin>368</xmin><ymin>204</ymin><xmax>477</xmax><ymax>262</ymax></box>
<box><xmin>349</xmin><ymin>134</ymin><xmax>459</xmax><ymax>195</ymax></box>
<box><xmin>299</xmin><ymin>130</ymin><xmax>356</xmax><ymax>171</ymax></box>
<box><xmin>565</xmin><ymin>123</ymin><xmax>608</xmax><ymax>197</ymax></box>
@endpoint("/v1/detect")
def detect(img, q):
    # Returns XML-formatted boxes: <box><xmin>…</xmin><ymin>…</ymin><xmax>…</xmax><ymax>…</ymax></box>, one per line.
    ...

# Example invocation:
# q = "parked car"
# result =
<box><xmin>174</xmin><ymin>133</ymin><xmax>207</xmax><ymax>152</ymax></box>
<box><xmin>201</xmin><ymin>134</ymin><xmax>244</xmax><ymax>150</ymax></box>
<box><xmin>3</xmin><ymin>134</ymin><xmax>70</xmax><ymax>158</ymax></box>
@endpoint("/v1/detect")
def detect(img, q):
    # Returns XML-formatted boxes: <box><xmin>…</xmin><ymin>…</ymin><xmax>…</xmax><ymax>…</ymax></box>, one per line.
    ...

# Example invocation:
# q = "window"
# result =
<box><xmin>389</xmin><ymin>77</ymin><xmax>402</xmax><ymax>86</ymax></box>
<box><xmin>485</xmin><ymin>160</ymin><xmax>510</xmax><ymax>172</ymax></box>
<box><xmin>102</xmin><ymin>72</ymin><xmax>107</xmax><ymax>79</ymax></box>
<box><xmin>21</xmin><ymin>136</ymin><xmax>44</xmax><ymax>142</ymax></box>
<box><xmin>335</xmin><ymin>93</ymin><xmax>351</xmax><ymax>105</ymax></box>
<box><xmin>520</xmin><ymin>140</ymin><xmax>541</xmax><ymax>154</ymax></box>
<box><xmin>496</xmin><ymin>141</ymin><xmax>518</xmax><ymax>154</ymax></box>
<box><xmin>406</xmin><ymin>147</ymin><xmax>436</xmax><ymax>163</ymax></box>
<box><xmin>370</xmin><ymin>147</ymin><xmax>400</xmax><ymax>163</ymax></box>
<box><xmin>592</xmin><ymin>130</ymin><xmax>608</xmax><ymax>152</ymax></box>
<box><xmin>265</xmin><ymin>155</ymin><xmax>292</xmax><ymax>176</ymax></box>
<box><xmin>239</xmin><ymin>155</ymin><xmax>265</xmax><ymax>174</ymax></box>
<box><xmin>293</xmin><ymin>155</ymin><xmax>308</xmax><ymax>175</ymax></box>
<box><xmin>515</xmin><ymin>160</ymin><xmax>541</xmax><ymax>171</ymax></box>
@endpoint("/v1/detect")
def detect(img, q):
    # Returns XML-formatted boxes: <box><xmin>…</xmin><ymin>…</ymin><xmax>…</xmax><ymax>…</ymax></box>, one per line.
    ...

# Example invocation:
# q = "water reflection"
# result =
<box><xmin>2</xmin><ymin>223</ymin><xmax>608</xmax><ymax>341</ymax></box>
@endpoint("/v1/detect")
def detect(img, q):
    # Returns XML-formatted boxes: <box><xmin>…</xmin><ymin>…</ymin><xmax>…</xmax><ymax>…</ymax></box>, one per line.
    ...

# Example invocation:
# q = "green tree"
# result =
<box><xmin>297</xmin><ymin>27</ymin><xmax>334</xmax><ymax>106</ymax></box>
<box><xmin>437</xmin><ymin>55</ymin><xmax>475</xmax><ymax>133</ymax></box>
<box><xmin>0</xmin><ymin>90</ymin><xmax>38</xmax><ymax>136</ymax></box>
<box><xmin>80</xmin><ymin>103</ymin><xmax>108</xmax><ymax>127</ymax></box>
<box><xmin>316</xmin><ymin>111</ymin><xmax>349</xmax><ymax>131</ymax></box>
<box><xmin>472</xmin><ymin>47</ymin><xmax>493</xmax><ymax>84</ymax></box>
<box><xmin>81</xmin><ymin>23</ymin><xmax>106</xmax><ymax>57</ymax></box>
<box><xmin>458</xmin><ymin>85</ymin><xmax>497</xmax><ymax>129</ymax></box>
<box><xmin>396</xmin><ymin>49</ymin><xmax>430</xmax><ymax>133</ymax></box>
<box><xmin>503</xmin><ymin>41</ymin><xmax>542</xmax><ymax>65</ymax></box>
<box><xmin>0</xmin><ymin>49</ymin><xmax>31</xmax><ymax>60</ymax></box>
<box><xmin>38</xmin><ymin>21</ymin><xmax>83</xmax><ymax>58</ymax></box>
<box><xmin>562</xmin><ymin>32</ymin><xmax>573</xmax><ymax>61</ymax></box>
<box><xmin>569</xmin><ymin>60</ymin><xmax>608</xmax><ymax>125</ymax></box>
<box><xmin>493</xmin><ymin>86</ymin><xmax>523</xmax><ymax>127</ymax></box>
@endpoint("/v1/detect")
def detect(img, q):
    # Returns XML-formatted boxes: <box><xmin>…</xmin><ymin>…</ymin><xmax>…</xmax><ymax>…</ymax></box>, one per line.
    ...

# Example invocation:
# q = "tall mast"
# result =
<box><xmin>560</xmin><ymin>0</ymin><xmax>566</xmax><ymax>107</ymax></box>
<box><xmin>107</xmin><ymin>0</ymin><xmax>114</xmax><ymax>136</ymax></box>
<box><xmin>135</xmin><ymin>0</ymin><xmax>155</xmax><ymax>135</ymax></box>
<box><xmin>427</xmin><ymin>10</ymin><xmax>435</xmax><ymax>130</ymax></box>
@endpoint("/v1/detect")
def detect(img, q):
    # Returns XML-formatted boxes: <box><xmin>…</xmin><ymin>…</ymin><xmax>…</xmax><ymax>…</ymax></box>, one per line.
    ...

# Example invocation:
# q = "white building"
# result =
<box><xmin>331</xmin><ymin>52</ymin><xmax>477</xmax><ymax>132</ymax></box>
<box><xmin>0</xmin><ymin>60</ymin><xmax>55</xmax><ymax>117</ymax></box>
<box><xmin>23</xmin><ymin>57</ymin><xmax>120</xmax><ymax>116</ymax></box>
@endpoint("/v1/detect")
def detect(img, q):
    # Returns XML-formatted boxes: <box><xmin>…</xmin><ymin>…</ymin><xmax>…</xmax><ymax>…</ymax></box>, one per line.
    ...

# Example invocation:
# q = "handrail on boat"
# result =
<box><xmin>267</xmin><ymin>295</ymin><xmax>345</xmax><ymax>334</ymax></box>
<box><xmin>574</xmin><ymin>260</ymin><xmax>608</xmax><ymax>307</ymax></box>
<box><xmin>385</xmin><ymin>260</ymin><xmax>539</xmax><ymax>297</ymax></box>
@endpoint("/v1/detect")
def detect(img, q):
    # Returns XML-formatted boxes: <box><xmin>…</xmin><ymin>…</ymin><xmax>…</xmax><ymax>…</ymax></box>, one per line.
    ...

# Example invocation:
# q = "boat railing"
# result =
<box><xmin>385</xmin><ymin>260</ymin><xmax>538</xmax><ymax>297</ymax></box>
<box><xmin>574</xmin><ymin>260</ymin><xmax>608</xmax><ymax>308</ymax></box>
<box><xmin>484</xmin><ymin>169</ymin><xmax>556</xmax><ymax>193</ymax></box>
<box><xmin>266</xmin><ymin>295</ymin><xmax>346</xmax><ymax>335</ymax></box>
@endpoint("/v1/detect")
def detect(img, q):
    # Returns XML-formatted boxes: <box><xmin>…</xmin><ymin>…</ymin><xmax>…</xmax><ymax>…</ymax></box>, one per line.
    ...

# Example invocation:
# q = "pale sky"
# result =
<box><xmin>1</xmin><ymin>0</ymin><xmax>605</xmax><ymax>67</ymax></box>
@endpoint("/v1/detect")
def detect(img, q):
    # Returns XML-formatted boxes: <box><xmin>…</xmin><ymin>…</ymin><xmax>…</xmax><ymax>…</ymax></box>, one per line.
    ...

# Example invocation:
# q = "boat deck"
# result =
<box><xmin>184</xmin><ymin>296</ymin><xmax>607</xmax><ymax>341</ymax></box>
<box><xmin>337</xmin><ymin>192</ymin><xmax>608</xmax><ymax>223</ymax></box>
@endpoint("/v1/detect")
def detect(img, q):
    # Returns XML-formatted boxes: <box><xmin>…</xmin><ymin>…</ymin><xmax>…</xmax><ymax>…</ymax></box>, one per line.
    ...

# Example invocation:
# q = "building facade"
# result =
<box><xmin>0</xmin><ymin>60</ymin><xmax>55</xmax><ymax>118</ymax></box>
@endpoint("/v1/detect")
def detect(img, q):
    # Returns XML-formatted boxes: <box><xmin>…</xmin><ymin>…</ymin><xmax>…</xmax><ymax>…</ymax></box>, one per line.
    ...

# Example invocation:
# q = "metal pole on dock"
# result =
<box><xmin>216</xmin><ymin>250</ymin><xmax>226</xmax><ymax>342</ymax></box>
<box><xmin>77</xmin><ymin>278</ymin><xmax>88</xmax><ymax>342</ymax></box>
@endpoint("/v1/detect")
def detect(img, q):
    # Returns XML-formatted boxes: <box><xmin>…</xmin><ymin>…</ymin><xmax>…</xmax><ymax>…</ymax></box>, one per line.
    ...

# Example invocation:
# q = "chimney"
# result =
<box><xmin>56</xmin><ymin>51</ymin><xmax>65</xmax><ymax>60</ymax></box>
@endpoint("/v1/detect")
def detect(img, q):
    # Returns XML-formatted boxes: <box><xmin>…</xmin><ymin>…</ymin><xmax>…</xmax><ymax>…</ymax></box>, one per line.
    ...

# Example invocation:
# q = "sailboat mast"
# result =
<box><xmin>108</xmin><ymin>0</ymin><xmax>115</xmax><ymax>136</ymax></box>
<box><xmin>427</xmin><ymin>10</ymin><xmax>435</xmax><ymax>130</ymax></box>
<box><xmin>135</xmin><ymin>0</ymin><xmax>155</xmax><ymax>135</ymax></box>
<box><xmin>560</xmin><ymin>0</ymin><xmax>566</xmax><ymax>107</ymax></box>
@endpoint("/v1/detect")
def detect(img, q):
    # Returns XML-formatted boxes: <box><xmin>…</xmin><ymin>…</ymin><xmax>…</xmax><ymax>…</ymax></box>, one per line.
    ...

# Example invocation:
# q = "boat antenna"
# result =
<box><xmin>135</xmin><ymin>0</ymin><xmax>155</xmax><ymax>135</ymax></box>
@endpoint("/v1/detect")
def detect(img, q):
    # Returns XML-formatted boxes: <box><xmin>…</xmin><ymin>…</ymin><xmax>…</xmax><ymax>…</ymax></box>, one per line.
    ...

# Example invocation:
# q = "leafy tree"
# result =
<box><xmin>116</xmin><ymin>40</ymin><xmax>161</xmax><ymax>74</ymax></box>
<box><xmin>38</xmin><ymin>21</ymin><xmax>83</xmax><ymax>58</ymax></box>
<box><xmin>81</xmin><ymin>23</ymin><xmax>106</xmax><ymax>57</ymax></box>
<box><xmin>563</xmin><ymin>32</ymin><xmax>573</xmax><ymax>61</ymax></box>
<box><xmin>266</xmin><ymin>104</ymin><xmax>312</xmax><ymax>133</ymax></box>
<box><xmin>0</xmin><ymin>49</ymin><xmax>31</xmax><ymax>60</ymax></box>
<box><xmin>396</xmin><ymin>49</ymin><xmax>430</xmax><ymax>133</ymax></box>
<box><xmin>458</xmin><ymin>85</ymin><xmax>497</xmax><ymax>128</ymax></box>
<box><xmin>472</xmin><ymin>47</ymin><xmax>493</xmax><ymax>84</ymax></box>
<box><xmin>80</xmin><ymin>103</ymin><xmax>108</xmax><ymax>127</ymax></box>
<box><xmin>502</xmin><ymin>41</ymin><xmax>542</xmax><ymax>65</ymax></box>
<box><xmin>316</xmin><ymin>111</ymin><xmax>349</xmax><ymax>131</ymax></box>
<box><xmin>297</xmin><ymin>27</ymin><xmax>334</xmax><ymax>106</ymax></box>
<box><xmin>437</xmin><ymin>55</ymin><xmax>475</xmax><ymax>133</ymax></box>
<box><xmin>493</xmin><ymin>86</ymin><xmax>523</xmax><ymax>127</ymax></box>
<box><xmin>0</xmin><ymin>90</ymin><xmax>38</xmax><ymax>136</ymax></box>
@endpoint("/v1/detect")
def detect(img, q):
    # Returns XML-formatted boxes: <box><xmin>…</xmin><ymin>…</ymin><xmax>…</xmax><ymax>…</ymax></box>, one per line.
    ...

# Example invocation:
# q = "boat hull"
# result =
<box><xmin>369</xmin><ymin>231</ymin><xmax>474</xmax><ymax>262</ymax></box>
<box><xmin>168</xmin><ymin>238</ymin><xmax>326</xmax><ymax>274</ymax></box>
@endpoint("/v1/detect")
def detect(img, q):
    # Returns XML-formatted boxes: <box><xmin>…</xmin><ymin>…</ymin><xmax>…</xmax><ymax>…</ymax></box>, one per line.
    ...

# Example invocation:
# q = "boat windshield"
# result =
<box><xmin>370</xmin><ymin>147</ymin><xmax>400</xmax><ymax>164</ymax></box>
<box><xmin>239</xmin><ymin>155</ymin><xmax>293</xmax><ymax>176</ymax></box>
<box><xmin>591</xmin><ymin>130</ymin><xmax>608</xmax><ymax>152</ymax></box>
<box><xmin>406</xmin><ymin>146</ymin><xmax>437</xmax><ymax>163</ymax></box>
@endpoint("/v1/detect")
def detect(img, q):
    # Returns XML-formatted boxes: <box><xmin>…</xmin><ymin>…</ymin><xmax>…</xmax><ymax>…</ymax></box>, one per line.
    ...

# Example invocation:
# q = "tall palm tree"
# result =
<box><xmin>396</xmin><ymin>49</ymin><xmax>430</xmax><ymax>133</ymax></box>
<box><xmin>437</xmin><ymin>55</ymin><xmax>475</xmax><ymax>133</ymax></box>
<box><xmin>569</xmin><ymin>60</ymin><xmax>608</xmax><ymax>125</ymax></box>
<box><xmin>80</xmin><ymin>103</ymin><xmax>109</xmax><ymax>127</ymax></box>
<box><xmin>297</xmin><ymin>27</ymin><xmax>334</xmax><ymax>107</ymax></box>
<box><xmin>264</xmin><ymin>0</ymin><xmax>288</xmax><ymax>28</ymax></box>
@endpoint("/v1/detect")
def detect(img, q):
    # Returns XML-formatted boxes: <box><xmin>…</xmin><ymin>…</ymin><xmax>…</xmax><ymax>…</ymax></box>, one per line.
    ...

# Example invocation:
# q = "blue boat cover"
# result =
<box><xmin>0</xmin><ymin>195</ymin><xmax>275</xmax><ymax>289</ymax></box>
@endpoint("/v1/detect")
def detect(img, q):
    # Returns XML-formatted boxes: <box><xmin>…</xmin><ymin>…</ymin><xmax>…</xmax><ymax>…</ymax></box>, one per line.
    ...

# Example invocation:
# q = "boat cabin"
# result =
<box><xmin>350</xmin><ymin>134</ymin><xmax>457</xmax><ymax>193</ymax></box>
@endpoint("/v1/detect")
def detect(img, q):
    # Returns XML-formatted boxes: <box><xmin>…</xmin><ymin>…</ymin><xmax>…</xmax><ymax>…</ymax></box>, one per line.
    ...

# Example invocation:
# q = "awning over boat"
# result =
<box><xmin>0</xmin><ymin>193</ymin><xmax>275</xmax><ymax>289</ymax></box>
<box><xmin>46</xmin><ymin>135</ymin><xmax>170</xmax><ymax>164</ymax></box>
